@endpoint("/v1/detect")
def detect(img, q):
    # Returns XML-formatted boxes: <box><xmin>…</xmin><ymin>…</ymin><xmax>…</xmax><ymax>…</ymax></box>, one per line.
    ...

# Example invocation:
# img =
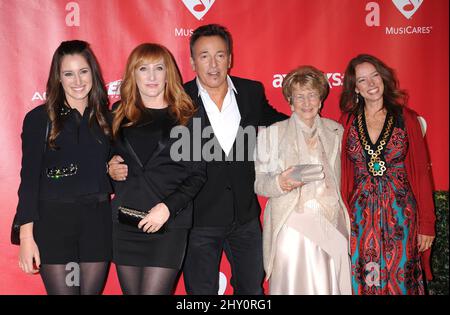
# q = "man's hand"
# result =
<box><xmin>108</xmin><ymin>155</ymin><xmax>128</xmax><ymax>181</ymax></box>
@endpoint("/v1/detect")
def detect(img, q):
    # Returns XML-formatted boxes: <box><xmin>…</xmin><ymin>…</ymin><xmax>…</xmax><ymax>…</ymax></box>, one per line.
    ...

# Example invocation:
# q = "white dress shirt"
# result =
<box><xmin>196</xmin><ymin>76</ymin><xmax>241</xmax><ymax>156</ymax></box>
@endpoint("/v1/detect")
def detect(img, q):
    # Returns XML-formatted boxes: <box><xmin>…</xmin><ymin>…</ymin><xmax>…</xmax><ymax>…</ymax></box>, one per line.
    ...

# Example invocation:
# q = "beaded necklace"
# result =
<box><xmin>357</xmin><ymin>111</ymin><xmax>394</xmax><ymax>176</ymax></box>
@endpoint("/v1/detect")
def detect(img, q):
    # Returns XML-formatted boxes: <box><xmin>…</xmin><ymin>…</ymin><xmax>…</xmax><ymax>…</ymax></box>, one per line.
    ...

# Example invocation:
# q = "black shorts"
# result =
<box><xmin>33</xmin><ymin>197</ymin><xmax>112</xmax><ymax>264</ymax></box>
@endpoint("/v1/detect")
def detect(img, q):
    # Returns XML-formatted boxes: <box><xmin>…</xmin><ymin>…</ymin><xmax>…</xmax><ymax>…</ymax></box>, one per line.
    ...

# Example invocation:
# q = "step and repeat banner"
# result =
<box><xmin>0</xmin><ymin>0</ymin><xmax>448</xmax><ymax>294</ymax></box>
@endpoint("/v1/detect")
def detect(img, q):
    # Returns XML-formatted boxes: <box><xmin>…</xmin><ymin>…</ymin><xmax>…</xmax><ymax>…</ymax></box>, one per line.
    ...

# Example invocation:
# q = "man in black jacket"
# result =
<box><xmin>181</xmin><ymin>24</ymin><xmax>287</xmax><ymax>294</ymax></box>
<box><xmin>109</xmin><ymin>24</ymin><xmax>287</xmax><ymax>294</ymax></box>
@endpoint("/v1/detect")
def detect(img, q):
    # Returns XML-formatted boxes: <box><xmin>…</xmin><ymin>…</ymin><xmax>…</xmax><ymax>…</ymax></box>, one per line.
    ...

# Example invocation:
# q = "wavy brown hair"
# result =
<box><xmin>45</xmin><ymin>40</ymin><xmax>110</xmax><ymax>149</ymax></box>
<box><xmin>282</xmin><ymin>65</ymin><xmax>330</xmax><ymax>105</ymax></box>
<box><xmin>112</xmin><ymin>43</ymin><xmax>195</xmax><ymax>138</ymax></box>
<box><xmin>339</xmin><ymin>54</ymin><xmax>408</xmax><ymax>116</ymax></box>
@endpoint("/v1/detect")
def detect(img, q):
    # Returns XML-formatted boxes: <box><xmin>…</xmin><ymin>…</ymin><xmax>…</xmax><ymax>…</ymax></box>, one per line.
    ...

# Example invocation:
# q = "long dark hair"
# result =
<box><xmin>112</xmin><ymin>43</ymin><xmax>195</xmax><ymax>139</ymax></box>
<box><xmin>45</xmin><ymin>40</ymin><xmax>111</xmax><ymax>148</ymax></box>
<box><xmin>339</xmin><ymin>54</ymin><xmax>408</xmax><ymax>116</ymax></box>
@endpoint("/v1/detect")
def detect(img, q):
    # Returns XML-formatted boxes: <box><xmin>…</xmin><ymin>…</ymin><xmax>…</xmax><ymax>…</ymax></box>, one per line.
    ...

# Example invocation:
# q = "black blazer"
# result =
<box><xmin>111</xmin><ymin>107</ymin><xmax>207</xmax><ymax>229</ymax></box>
<box><xmin>184</xmin><ymin>76</ymin><xmax>288</xmax><ymax>227</ymax></box>
<box><xmin>16</xmin><ymin>105</ymin><xmax>112</xmax><ymax>225</ymax></box>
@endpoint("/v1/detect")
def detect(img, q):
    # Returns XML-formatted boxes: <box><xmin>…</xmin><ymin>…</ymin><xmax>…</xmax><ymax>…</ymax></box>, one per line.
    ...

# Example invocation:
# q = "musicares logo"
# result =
<box><xmin>392</xmin><ymin>0</ymin><xmax>423</xmax><ymax>19</ymax></box>
<box><xmin>182</xmin><ymin>0</ymin><xmax>216</xmax><ymax>20</ymax></box>
<box><xmin>365</xmin><ymin>1</ymin><xmax>432</xmax><ymax>35</ymax></box>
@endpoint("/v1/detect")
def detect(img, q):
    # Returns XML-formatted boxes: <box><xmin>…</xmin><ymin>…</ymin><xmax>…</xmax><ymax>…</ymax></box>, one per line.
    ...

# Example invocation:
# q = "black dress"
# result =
<box><xmin>112</xmin><ymin>107</ymin><xmax>206</xmax><ymax>269</ymax></box>
<box><xmin>16</xmin><ymin>105</ymin><xmax>113</xmax><ymax>264</ymax></box>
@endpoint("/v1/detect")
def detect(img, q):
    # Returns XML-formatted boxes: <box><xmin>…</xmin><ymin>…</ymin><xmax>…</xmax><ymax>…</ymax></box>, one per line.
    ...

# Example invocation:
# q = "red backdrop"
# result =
<box><xmin>0</xmin><ymin>0</ymin><xmax>448</xmax><ymax>295</ymax></box>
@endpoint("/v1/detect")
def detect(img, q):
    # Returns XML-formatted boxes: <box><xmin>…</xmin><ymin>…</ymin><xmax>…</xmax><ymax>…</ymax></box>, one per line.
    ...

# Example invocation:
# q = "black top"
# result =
<box><xmin>16</xmin><ymin>105</ymin><xmax>112</xmax><ymax>225</ymax></box>
<box><xmin>184</xmin><ymin>76</ymin><xmax>288</xmax><ymax>227</ymax></box>
<box><xmin>111</xmin><ymin>103</ymin><xmax>207</xmax><ymax>229</ymax></box>
<box><xmin>126</xmin><ymin>107</ymin><xmax>170</xmax><ymax>165</ymax></box>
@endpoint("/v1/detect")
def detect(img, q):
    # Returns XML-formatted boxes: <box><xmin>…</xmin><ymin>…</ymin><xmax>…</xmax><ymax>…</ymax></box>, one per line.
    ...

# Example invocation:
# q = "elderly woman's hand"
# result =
<box><xmin>278</xmin><ymin>167</ymin><xmax>304</xmax><ymax>192</ymax></box>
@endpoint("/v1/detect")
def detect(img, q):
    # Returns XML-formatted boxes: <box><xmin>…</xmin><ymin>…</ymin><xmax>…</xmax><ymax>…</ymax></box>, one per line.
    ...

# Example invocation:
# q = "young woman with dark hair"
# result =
<box><xmin>339</xmin><ymin>54</ymin><xmax>435</xmax><ymax>295</ymax></box>
<box><xmin>16</xmin><ymin>40</ymin><xmax>113</xmax><ymax>295</ymax></box>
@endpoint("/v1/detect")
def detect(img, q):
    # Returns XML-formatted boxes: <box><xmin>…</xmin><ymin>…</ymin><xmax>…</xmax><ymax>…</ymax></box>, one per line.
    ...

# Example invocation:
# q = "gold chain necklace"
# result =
<box><xmin>357</xmin><ymin>112</ymin><xmax>394</xmax><ymax>176</ymax></box>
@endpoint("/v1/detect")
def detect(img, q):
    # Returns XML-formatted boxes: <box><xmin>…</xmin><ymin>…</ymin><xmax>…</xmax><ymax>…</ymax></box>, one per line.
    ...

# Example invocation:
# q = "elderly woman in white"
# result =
<box><xmin>255</xmin><ymin>65</ymin><xmax>351</xmax><ymax>295</ymax></box>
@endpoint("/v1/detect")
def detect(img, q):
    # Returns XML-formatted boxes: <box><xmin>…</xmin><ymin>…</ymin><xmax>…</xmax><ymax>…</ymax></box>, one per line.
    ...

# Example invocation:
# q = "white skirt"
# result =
<box><xmin>269</xmin><ymin>210</ymin><xmax>351</xmax><ymax>295</ymax></box>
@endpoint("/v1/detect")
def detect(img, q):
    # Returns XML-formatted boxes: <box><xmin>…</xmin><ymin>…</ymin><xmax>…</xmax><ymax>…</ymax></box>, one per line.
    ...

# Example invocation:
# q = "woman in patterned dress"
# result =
<box><xmin>339</xmin><ymin>54</ymin><xmax>435</xmax><ymax>295</ymax></box>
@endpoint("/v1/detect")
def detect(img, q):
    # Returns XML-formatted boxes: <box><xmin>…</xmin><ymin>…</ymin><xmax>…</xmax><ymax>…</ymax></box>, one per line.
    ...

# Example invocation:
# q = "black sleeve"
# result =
<box><xmin>111</xmin><ymin>101</ymin><xmax>121</xmax><ymax>112</ymax></box>
<box><xmin>16</xmin><ymin>109</ymin><xmax>47</xmax><ymax>225</ymax></box>
<box><xmin>105</xmin><ymin>109</ymin><xmax>119</xmax><ymax>158</ymax></box>
<box><xmin>162</xmin><ymin>113</ymin><xmax>207</xmax><ymax>215</ymax></box>
<box><xmin>256</xmin><ymin>81</ymin><xmax>289</xmax><ymax>126</ymax></box>
<box><xmin>162</xmin><ymin>158</ymin><xmax>206</xmax><ymax>216</ymax></box>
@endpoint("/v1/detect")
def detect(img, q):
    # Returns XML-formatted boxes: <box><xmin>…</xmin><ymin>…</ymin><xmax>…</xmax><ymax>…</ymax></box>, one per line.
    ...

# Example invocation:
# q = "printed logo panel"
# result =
<box><xmin>392</xmin><ymin>0</ymin><xmax>424</xmax><ymax>19</ymax></box>
<box><xmin>182</xmin><ymin>0</ymin><xmax>216</xmax><ymax>20</ymax></box>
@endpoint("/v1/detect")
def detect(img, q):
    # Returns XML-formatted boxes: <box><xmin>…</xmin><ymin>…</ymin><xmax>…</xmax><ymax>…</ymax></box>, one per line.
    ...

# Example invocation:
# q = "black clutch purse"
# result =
<box><xmin>118</xmin><ymin>206</ymin><xmax>166</xmax><ymax>234</ymax></box>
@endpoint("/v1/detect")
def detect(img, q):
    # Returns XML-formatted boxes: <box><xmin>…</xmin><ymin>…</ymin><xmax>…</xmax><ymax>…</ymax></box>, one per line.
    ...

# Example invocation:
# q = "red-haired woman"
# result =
<box><xmin>109</xmin><ymin>43</ymin><xmax>206</xmax><ymax>294</ymax></box>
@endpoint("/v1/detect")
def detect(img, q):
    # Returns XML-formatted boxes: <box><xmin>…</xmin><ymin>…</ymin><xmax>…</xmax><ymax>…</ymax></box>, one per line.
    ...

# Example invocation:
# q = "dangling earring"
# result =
<box><xmin>355</xmin><ymin>93</ymin><xmax>360</xmax><ymax>104</ymax></box>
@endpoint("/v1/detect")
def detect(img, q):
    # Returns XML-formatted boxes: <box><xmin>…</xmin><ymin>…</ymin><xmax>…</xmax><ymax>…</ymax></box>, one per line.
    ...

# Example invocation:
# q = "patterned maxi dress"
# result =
<box><xmin>346</xmin><ymin>111</ymin><xmax>424</xmax><ymax>295</ymax></box>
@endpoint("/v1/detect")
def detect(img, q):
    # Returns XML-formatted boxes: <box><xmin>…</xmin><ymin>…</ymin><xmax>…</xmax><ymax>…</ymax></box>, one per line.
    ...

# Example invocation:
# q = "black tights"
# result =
<box><xmin>116</xmin><ymin>265</ymin><xmax>179</xmax><ymax>295</ymax></box>
<box><xmin>39</xmin><ymin>262</ymin><xmax>109</xmax><ymax>295</ymax></box>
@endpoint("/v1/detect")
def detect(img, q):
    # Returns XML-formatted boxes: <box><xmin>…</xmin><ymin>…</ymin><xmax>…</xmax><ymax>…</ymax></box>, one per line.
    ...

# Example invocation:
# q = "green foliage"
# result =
<box><xmin>428</xmin><ymin>191</ymin><xmax>449</xmax><ymax>295</ymax></box>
